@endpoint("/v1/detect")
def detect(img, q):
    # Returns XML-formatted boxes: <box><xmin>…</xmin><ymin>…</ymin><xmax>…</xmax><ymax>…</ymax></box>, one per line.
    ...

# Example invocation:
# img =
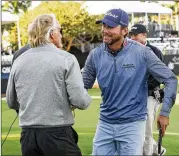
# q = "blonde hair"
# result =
<box><xmin>28</xmin><ymin>14</ymin><xmax>59</xmax><ymax>47</ymax></box>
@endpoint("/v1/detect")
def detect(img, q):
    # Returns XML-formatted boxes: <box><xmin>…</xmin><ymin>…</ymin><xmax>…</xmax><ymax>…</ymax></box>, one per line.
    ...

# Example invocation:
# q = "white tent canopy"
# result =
<box><xmin>2</xmin><ymin>2</ymin><xmax>173</xmax><ymax>25</ymax></box>
<box><xmin>82</xmin><ymin>1</ymin><xmax>172</xmax><ymax>15</ymax></box>
<box><xmin>2</xmin><ymin>2</ymin><xmax>173</xmax><ymax>24</ymax></box>
<box><xmin>2</xmin><ymin>12</ymin><xmax>21</xmax><ymax>49</ymax></box>
<box><xmin>1</xmin><ymin>2</ymin><xmax>174</xmax><ymax>48</ymax></box>
<box><xmin>2</xmin><ymin>12</ymin><xmax>18</xmax><ymax>25</ymax></box>
<box><xmin>82</xmin><ymin>1</ymin><xmax>173</xmax><ymax>30</ymax></box>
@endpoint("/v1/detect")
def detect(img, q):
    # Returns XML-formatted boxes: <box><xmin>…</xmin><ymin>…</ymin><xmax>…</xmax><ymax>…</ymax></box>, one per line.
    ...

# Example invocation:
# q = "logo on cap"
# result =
<box><xmin>105</xmin><ymin>12</ymin><xmax>118</xmax><ymax>19</ymax></box>
<box><xmin>96</xmin><ymin>8</ymin><xmax>129</xmax><ymax>27</ymax></box>
<box><xmin>131</xmin><ymin>27</ymin><xmax>138</xmax><ymax>30</ymax></box>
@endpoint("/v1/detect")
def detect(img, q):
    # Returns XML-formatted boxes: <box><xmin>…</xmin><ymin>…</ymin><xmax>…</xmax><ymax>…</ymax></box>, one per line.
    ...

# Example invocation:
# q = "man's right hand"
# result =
<box><xmin>157</xmin><ymin>115</ymin><xmax>169</xmax><ymax>137</ymax></box>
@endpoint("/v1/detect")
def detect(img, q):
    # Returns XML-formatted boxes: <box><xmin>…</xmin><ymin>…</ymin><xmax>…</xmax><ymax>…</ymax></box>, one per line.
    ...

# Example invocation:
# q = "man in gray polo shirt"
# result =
<box><xmin>6</xmin><ymin>14</ymin><xmax>91</xmax><ymax>156</ymax></box>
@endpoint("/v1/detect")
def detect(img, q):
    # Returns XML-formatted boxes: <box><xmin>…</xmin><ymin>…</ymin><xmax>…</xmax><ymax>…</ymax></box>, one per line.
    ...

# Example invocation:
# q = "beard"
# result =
<box><xmin>102</xmin><ymin>33</ymin><xmax>121</xmax><ymax>45</ymax></box>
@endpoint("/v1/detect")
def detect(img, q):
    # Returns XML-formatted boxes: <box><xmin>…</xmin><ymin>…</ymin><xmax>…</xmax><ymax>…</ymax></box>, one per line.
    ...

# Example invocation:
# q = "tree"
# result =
<box><xmin>19</xmin><ymin>1</ymin><xmax>102</xmax><ymax>51</ymax></box>
<box><xmin>173</xmin><ymin>1</ymin><xmax>179</xmax><ymax>30</ymax></box>
<box><xmin>2</xmin><ymin>1</ymin><xmax>32</xmax><ymax>50</ymax></box>
<box><xmin>2</xmin><ymin>1</ymin><xmax>32</xmax><ymax>14</ymax></box>
<box><xmin>161</xmin><ymin>1</ymin><xmax>179</xmax><ymax>30</ymax></box>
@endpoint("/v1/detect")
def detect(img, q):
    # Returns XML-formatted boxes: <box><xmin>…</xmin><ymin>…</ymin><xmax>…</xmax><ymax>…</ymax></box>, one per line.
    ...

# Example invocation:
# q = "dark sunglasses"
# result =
<box><xmin>51</xmin><ymin>27</ymin><xmax>63</xmax><ymax>35</ymax></box>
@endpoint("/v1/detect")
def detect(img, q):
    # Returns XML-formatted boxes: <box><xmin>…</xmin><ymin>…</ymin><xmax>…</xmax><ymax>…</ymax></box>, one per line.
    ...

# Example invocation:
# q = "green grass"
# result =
<box><xmin>2</xmin><ymin>88</ymin><xmax>179</xmax><ymax>155</ymax></box>
<box><xmin>87</xmin><ymin>88</ymin><xmax>101</xmax><ymax>96</ymax></box>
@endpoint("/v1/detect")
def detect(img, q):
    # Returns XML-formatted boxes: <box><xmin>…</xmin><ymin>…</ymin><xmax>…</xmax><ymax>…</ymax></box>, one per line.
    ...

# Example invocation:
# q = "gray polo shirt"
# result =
<box><xmin>6</xmin><ymin>43</ymin><xmax>91</xmax><ymax>128</ymax></box>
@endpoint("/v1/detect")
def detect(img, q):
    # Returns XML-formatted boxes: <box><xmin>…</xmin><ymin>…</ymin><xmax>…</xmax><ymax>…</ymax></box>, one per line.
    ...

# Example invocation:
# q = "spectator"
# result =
<box><xmin>130</xmin><ymin>23</ymin><xmax>166</xmax><ymax>155</ymax></box>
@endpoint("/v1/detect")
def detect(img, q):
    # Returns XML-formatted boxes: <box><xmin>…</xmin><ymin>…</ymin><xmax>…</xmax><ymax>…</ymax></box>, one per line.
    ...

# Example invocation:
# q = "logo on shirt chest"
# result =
<box><xmin>122</xmin><ymin>64</ymin><xmax>135</xmax><ymax>68</ymax></box>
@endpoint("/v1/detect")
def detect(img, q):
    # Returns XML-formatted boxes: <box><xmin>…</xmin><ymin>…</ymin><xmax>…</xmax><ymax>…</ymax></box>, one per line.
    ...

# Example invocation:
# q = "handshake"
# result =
<box><xmin>71</xmin><ymin>105</ymin><xmax>76</xmax><ymax>110</ymax></box>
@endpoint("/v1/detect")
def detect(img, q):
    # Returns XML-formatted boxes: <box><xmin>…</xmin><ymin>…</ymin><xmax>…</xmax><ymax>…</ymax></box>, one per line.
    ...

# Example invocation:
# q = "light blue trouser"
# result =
<box><xmin>92</xmin><ymin>120</ymin><xmax>146</xmax><ymax>156</ymax></box>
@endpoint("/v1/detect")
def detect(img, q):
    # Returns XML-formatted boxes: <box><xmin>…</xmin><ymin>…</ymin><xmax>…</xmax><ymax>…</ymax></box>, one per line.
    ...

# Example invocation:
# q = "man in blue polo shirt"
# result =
<box><xmin>82</xmin><ymin>8</ymin><xmax>178</xmax><ymax>155</ymax></box>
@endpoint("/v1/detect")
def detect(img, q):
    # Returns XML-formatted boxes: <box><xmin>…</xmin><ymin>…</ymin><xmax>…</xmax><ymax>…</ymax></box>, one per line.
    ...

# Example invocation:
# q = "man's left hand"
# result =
<box><xmin>157</xmin><ymin>115</ymin><xmax>169</xmax><ymax>137</ymax></box>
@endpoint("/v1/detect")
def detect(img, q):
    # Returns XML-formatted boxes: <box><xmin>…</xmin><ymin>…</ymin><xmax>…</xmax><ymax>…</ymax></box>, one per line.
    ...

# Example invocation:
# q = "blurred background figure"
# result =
<box><xmin>130</xmin><ymin>23</ymin><xmax>166</xmax><ymax>156</ymax></box>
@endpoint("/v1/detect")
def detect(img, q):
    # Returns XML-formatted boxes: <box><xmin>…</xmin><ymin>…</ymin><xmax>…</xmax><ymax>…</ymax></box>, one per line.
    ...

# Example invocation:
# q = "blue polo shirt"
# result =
<box><xmin>82</xmin><ymin>38</ymin><xmax>177</xmax><ymax>124</ymax></box>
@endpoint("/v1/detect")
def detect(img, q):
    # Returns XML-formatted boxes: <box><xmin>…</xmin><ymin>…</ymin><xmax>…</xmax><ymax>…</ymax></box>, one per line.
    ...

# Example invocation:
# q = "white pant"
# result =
<box><xmin>143</xmin><ymin>96</ymin><xmax>160</xmax><ymax>155</ymax></box>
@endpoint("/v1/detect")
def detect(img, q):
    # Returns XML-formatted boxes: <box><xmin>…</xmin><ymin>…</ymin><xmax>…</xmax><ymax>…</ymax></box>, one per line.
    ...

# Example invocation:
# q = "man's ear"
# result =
<box><xmin>122</xmin><ymin>27</ymin><xmax>128</xmax><ymax>36</ymax></box>
<box><xmin>144</xmin><ymin>33</ymin><xmax>147</xmax><ymax>37</ymax></box>
<box><xmin>49</xmin><ymin>30</ymin><xmax>54</xmax><ymax>39</ymax></box>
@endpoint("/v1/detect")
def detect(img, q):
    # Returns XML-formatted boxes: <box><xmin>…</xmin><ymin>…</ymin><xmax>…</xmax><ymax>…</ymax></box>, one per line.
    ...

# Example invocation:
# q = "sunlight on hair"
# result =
<box><xmin>28</xmin><ymin>14</ymin><xmax>60</xmax><ymax>47</ymax></box>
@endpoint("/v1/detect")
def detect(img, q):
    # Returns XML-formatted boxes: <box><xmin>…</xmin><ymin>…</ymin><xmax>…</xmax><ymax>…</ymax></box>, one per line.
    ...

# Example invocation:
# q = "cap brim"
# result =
<box><xmin>96</xmin><ymin>18</ymin><xmax>118</xmax><ymax>27</ymax></box>
<box><xmin>129</xmin><ymin>31</ymin><xmax>138</xmax><ymax>35</ymax></box>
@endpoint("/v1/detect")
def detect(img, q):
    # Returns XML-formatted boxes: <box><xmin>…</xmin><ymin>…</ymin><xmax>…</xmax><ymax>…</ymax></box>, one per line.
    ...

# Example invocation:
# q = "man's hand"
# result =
<box><xmin>71</xmin><ymin>105</ymin><xmax>76</xmax><ymax>117</ymax></box>
<box><xmin>71</xmin><ymin>105</ymin><xmax>76</xmax><ymax>111</ymax></box>
<box><xmin>157</xmin><ymin>115</ymin><xmax>169</xmax><ymax>137</ymax></box>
